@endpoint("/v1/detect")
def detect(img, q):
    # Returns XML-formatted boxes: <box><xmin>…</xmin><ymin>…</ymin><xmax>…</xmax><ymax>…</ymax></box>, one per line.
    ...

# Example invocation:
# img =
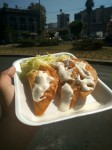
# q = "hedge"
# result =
<box><xmin>72</xmin><ymin>38</ymin><xmax>103</xmax><ymax>51</ymax></box>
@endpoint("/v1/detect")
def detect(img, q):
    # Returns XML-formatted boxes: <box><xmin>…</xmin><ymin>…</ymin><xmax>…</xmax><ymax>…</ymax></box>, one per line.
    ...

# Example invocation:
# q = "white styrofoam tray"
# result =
<box><xmin>13</xmin><ymin>52</ymin><xmax>112</xmax><ymax>126</ymax></box>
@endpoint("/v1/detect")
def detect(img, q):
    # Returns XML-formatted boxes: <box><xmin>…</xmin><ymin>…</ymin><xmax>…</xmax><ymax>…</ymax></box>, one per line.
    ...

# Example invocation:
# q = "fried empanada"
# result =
<box><xmin>71</xmin><ymin>58</ymin><xmax>98</xmax><ymax>97</ymax></box>
<box><xmin>54</xmin><ymin>57</ymin><xmax>98</xmax><ymax>111</ymax></box>
<box><xmin>54</xmin><ymin>61</ymin><xmax>80</xmax><ymax>111</ymax></box>
<box><xmin>27</xmin><ymin>65</ymin><xmax>59</xmax><ymax>116</ymax></box>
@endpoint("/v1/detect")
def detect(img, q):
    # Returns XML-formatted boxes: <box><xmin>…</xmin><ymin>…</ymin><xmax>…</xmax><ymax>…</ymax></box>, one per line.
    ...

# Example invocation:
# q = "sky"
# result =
<box><xmin>0</xmin><ymin>0</ymin><xmax>112</xmax><ymax>23</ymax></box>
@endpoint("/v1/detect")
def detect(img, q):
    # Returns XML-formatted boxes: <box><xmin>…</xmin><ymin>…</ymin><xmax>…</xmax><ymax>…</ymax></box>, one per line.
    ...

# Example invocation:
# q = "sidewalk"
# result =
<box><xmin>79</xmin><ymin>58</ymin><xmax>112</xmax><ymax>66</ymax></box>
<box><xmin>0</xmin><ymin>54</ymin><xmax>112</xmax><ymax>65</ymax></box>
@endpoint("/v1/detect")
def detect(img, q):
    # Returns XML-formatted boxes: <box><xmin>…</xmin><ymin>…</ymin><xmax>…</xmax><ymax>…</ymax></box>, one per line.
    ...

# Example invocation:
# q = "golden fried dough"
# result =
<box><xmin>27</xmin><ymin>65</ymin><xmax>59</xmax><ymax>116</ymax></box>
<box><xmin>26</xmin><ymin>55</ymin><xmax>98</xmax><ymax>114</ymax></box>
<box><xmin>71</xmin><ymin>58</ymin><xmax>98</xmax><ymax>97</ymax></box>
<box><xmin>56</xmin><ymin>57</ymin><xmax>98</xmax><ymax>111</ymax></box>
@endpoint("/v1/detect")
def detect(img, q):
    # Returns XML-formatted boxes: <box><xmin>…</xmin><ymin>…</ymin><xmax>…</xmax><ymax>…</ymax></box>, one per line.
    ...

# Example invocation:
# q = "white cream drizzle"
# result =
<box><xmin>59</xmin><ymin>83</ymin><xmax>73</xmax><ymax>111</ymax></box>
<box><xmin>54</xmin><ymin>60</ymin><xmax>96</xmax><ymax>112</ymax></box>
<box><xmin>76</xmin><ymin>74</ymin><xmax>95</xmax><ymax>91</ymax></box>
<box><xmin>54</xmin><ymin>62</ymin><xmax>74</xmax><ymax>82</ymax></box>
<box><xmin>75</xmin><ymin>61</ymin><xmax>95</xmax><ymax>91</ymax></box>
<box><xmin>31</xmin><ymin>59</ymin><xmax>96</xmax><ymax>113</ymax></box>
<box><xmin>32</xmin><ymin>71</ymin><xmax>54</xmax><ymax>102</ymax></box>
<box><xmin>63</xmin><ymin>59</ymin><xmax>74</xmax><ymax>67</ymax></box>
<box><xmin>75</xmin><ymin>62</ymin><xmax>91</xmax><ymax>78</ymax></box>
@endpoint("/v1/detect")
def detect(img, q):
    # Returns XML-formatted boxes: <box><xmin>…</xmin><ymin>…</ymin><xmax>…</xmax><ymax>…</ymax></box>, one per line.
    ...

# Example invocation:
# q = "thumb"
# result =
<box><xmin>1</xmin><ymin>66</ymin><xmax>16</xmax><ymax>78</ymax></box>
<box><xmin>0</xmin><ymin>66</ymin><xmax>16</xmax><ymax>89</ymax></box>
<box><xmin>0</xmin><ymin>66</ymin><xmax>16</xmax><ymax>115</ymax></box>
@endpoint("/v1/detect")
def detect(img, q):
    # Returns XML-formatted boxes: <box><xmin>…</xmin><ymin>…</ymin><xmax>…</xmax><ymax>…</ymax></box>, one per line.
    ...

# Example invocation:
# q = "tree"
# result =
<box><xmin>58</xmin><ymin>29</ymin><xmax>69</xmax><ymax>40</ymax></box>
<box><xmin>48</xmin><ymin>31</ymin><xmax>55</xmax><ymax>39</ymax></box>
<box><xmin>28</xmin><ymin>2</ymin><xmax>46</xmax><ymax>37</ymax></box>
<box><xmin>0</xmin><ymin>26</ymin><xmax>18</xmax><ymax>44</ymax></box>
<box><xmin>69</xmin><ymin>20</ymin><xmax>83</xmax><ymax>39</ymax></box>
<box><xmin>3</xmin><ymin>2</ymin><xmax>8</xmax><ymax>8</ymax></box>
<box><xmin>85</xmin><ymin>0</ymin><xmax>94</xmax><ymax>36</ymax></box>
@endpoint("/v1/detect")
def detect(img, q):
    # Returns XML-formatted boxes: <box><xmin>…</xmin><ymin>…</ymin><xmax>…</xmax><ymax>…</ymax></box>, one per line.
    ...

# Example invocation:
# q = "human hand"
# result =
<box><xmin>0</xmin><ymin>66</ymin><xmax>39</xmax><ymax>150</ymax></box>
<box><xmin>0</xmin><ymin>66</ymin><xmax>15</xmax><ymax>117</ymax></box>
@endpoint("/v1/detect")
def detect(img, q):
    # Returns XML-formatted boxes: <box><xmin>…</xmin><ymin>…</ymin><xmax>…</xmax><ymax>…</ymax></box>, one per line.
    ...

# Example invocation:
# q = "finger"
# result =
<box><xmin>2</xmin><ymin>66</ymin><xmax>16</xmax><ymax>78</ymax></box>
<box><xmin>0</xmin><ymin>67</ymin><xmax>16</xmax><ymax>116</ymax></box>
<box><xmin>0</xmin><ymin>66</ymin><xmax>16</xmax><ymax>88</ymax></box>
<box><xmin>0</xmin><ymin>85</ymin><xmax>15</xmax><ymax>117</ymax></box>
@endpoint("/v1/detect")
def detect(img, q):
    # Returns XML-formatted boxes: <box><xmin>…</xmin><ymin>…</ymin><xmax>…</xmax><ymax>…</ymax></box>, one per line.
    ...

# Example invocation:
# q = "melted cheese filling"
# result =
<box><xmin>32</xmin><ymin>71</ymin><xmax>54</xmax><ymax>102</ymax></box>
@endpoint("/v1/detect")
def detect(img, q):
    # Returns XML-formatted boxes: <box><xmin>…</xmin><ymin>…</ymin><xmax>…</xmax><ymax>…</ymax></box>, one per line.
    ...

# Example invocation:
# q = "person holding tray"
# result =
<box><xmin>0</xmin><ymin>66</ymin><xmax>39</xmax><ymax>150</ymax></box>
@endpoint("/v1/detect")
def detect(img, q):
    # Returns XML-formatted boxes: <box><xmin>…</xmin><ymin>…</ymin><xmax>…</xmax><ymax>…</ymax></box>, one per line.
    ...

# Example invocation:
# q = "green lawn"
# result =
<box><xmin>0</xmin><ymin>43</ymin><xmax>112</xmax><ymax>61</ymax></box>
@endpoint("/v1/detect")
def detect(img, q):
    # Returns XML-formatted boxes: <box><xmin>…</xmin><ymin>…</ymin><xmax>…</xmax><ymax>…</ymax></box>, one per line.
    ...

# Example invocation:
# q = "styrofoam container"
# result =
<box><xmin>13</xmin><ymin>52</ymin><xmax>112</xmax><ymax>126</ymax></box>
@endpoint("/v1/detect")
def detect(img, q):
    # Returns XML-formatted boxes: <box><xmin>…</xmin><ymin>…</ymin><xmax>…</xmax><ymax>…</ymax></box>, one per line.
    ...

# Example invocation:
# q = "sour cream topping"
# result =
<box><xmin>75</xmin><ymin>62</ymin><xmax>91</xmax><ymax>78</ymax></box>
<box><xmin>32</xmin><ymin>71</ymin><xmax>54</xmax><ymax>102</ymax></box>
<box><xmin>76</xmin><ymin>74</ymin><xmax>95</xmax><ymax>91</ymax></box>
<box><xmin>75</xmin><ymin>61</ymin><xmax>95</xmax><ymax>91</ymax></box>
<box><xmin>59</xmin><ymin>83</ymin><xmax>73</xmax><ymax>111</ymax></box>
<box><xmin>54</xmin><ymin>62</ymin><xmax>74</xmax><ymax>82</ymax></box>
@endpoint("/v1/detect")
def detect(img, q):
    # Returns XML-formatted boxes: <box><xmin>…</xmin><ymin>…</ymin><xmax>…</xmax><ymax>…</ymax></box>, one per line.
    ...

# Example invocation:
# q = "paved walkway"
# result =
<box><xmin>79</xmin><ymin>58</ymin><xmax>112</xmax><ymax>65</ymax></box>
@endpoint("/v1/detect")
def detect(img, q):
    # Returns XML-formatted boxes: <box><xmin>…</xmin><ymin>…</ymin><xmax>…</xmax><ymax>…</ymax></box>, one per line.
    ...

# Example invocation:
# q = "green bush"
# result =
<box><xmin>18</xmin><ymin>39</ymin><xmax>36</xmax><ymax>47</ymax></box>
<box><xmin>38</xmin><ymin>39</ymin><xmax>60</xmax><ymax>46</ymax></box>
<box><xmin>93</xmin><ymin>39</ymin><xmax>103</xmax><ymax>49</ymax></box>
<box><xmin>17</xmin><ymin>38</ymin><xmax>60</xmax><ymax>47</ymax></box>
<box><xmin>72</xmin><ymin>38</ymin><xmax>103</xmax><ymax>51</ymax></box>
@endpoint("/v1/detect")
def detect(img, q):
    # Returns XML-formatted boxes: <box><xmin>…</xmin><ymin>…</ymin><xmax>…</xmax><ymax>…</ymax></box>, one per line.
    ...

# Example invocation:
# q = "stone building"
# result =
<box><xmin>47</xmin><ymin>23</ymin><xmax>58</xmax><ymax>32</ymax></box>
<box><xmin>0</xmin><ymin>7</ymin><xmax>39</xmax><ymax>43</ymax></box>
<box><xmin>107</xmin><ymin>15</ymin><xmax>112</xmax><ymax>35</ymax></box>
<box><xmin>57</xmin><ymin>12</ymin><xmax>70</xmax><ymax>30</ymax></box>
<box><xmin>74</xmin><ymin>6</ymin><xmax>112</xmax><ymax>37</ymax></box>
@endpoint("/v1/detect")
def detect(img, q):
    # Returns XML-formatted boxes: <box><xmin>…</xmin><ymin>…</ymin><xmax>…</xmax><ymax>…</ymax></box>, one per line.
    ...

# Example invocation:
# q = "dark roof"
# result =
<box><xmin>0</xmin><ymin>8</ymin><xmax>38</xmax><ymax>15</ymax></box>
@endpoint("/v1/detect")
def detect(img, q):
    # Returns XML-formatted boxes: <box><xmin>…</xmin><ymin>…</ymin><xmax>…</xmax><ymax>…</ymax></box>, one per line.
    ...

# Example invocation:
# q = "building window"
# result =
<box><xmin>20</xmin><ymin>17</ymin><xmax>26</xmax><ymax>30</ymax></box>
<box><xmin>10</xmin><ymin>17</ymin><xmax>17</xmax><ymax>29</ymax></box>
<box><xmin>29</xmin><ymin>18</ymin><xmax>35</xmax><ymax>32</ymax></box>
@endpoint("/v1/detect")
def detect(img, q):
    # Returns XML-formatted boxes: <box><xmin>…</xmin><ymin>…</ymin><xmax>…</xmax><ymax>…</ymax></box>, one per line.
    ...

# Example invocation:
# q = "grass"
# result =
<box><xmin>0</xmin><ymin>43</ymin><xmax>112</xmax><ymax>61</ymax></box>
<box><xmin>72</xmin><ymin>47</ymin><xmax>112</xmax><ymax>60</ymax></box>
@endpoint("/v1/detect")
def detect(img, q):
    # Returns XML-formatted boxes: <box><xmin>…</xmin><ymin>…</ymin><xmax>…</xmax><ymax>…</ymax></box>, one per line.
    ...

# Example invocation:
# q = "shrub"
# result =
<box><xmin>18</xmin><ymin>39</ymin><xmax>36</xmax><ymax>47</ymax></box>
<box><xmin>93</xmin><ymin>39</ymin><xmax>103</xmax><ymax>49</ymax></box>
<box><xmin>103</xmin><ymin>35</ymin><xmax>112</xmax><ymax>47</ymax></box>
<box><xmin>72</xmin><ymin>38</ymin><xmax>103</xmax><ymax>51</ymax></box>
<box><xmin>38</xmin><ymin>39</ymin><xmax>60</xmax><ymax>46</ymax></box>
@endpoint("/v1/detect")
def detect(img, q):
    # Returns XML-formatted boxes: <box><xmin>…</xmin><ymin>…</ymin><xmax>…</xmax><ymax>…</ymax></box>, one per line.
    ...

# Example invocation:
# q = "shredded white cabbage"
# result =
<box><xmin>21</xmin><ymin>54</ymin><xmax>70</xmax><ymax>76</ymax></box>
